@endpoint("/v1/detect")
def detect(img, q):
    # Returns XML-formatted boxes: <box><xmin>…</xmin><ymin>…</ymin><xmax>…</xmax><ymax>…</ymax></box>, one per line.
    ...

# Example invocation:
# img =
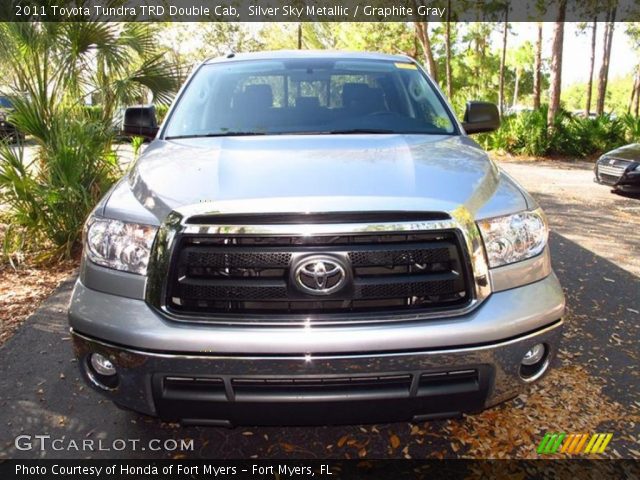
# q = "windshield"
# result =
<box><xmin>164</xmin><ymin>58</ymin><xmax>457</xmax><ymax>138</ymax></box>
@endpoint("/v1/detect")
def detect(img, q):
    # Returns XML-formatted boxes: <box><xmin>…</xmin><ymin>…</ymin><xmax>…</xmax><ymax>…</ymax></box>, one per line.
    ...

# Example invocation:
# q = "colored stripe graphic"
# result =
<box><xmin>537</xmin><ymin>433</ymin><xmax>566</xmax><ymax>454</ymax></box>
<box><xmin>584</xmin><ymin>434</ymin><xmax>599</xmax><ymax>453</ymax></box>
<box><xmin>561</xmin><ymin>434</ymin><xmax>578</xmax><ymax>453</ymax></box>
<box><xmin>573</xmin><ymin>433</ymin><xmax>589</xmax><ymax>453</ymax></box>
<box><xmin>567</xmin><ymin>433</ymin><xmax>587</xmax><ymax>453</ymax></box>
<box><xmin>537</xmin><ymin>433</ymin><xmax>612</xmax><ymax>454</ymax></box>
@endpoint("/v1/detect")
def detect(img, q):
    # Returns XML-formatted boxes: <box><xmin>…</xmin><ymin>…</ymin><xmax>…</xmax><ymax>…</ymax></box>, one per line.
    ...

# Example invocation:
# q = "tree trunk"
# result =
<box><xmin>533</xmin><ymin>22</ymin><xmax>542</xmax><ymax>110</ymax></box>
<box><xmin>635</xmin><ymin>78</ymin><xmax>640</xmax><ymax>117</ymax></box>
<box><xmin>585</xmin><ymin>18</ymin><xmax>597</xmax><ymax>116</ymax></box>
<box><xmin>498</xmin><ymin>5</ymin><xmax>509</xmax><ymax>116</ymax></box>
<box><xmin>629</xmin><ymin>70</ymin><xmax>639</xmax><ymax>113</ymax></box>
<box><xmin>632</xmin><ymin>68</ymin><xmax>640</xmax><ymax>117</ymax></box>
<box><xmin>414</xmin><ymin>21</ymin><xmax>438</xmax><ymax>82</ymax></box>
<box><xmin>445</xmin><ymin>0</ymin><xmax>452</xmax><ymax>98</ymax></box>
<box><xmin>547</xmin><ymin>2</ymin><xmax>566</xmax><ymax>128</ymax></box>
<box><xmin>513</xmin><ymin>70</ymin><xmax>520</xmax><ymax>107</ymax></box>
<box><xmin>596</xmin><ymin>8</ymin><xmax>616</xmax><ymax>115</ymax></box>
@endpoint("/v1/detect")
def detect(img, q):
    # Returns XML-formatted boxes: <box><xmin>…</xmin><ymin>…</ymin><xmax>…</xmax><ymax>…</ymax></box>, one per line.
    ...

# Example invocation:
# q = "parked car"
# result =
<box><xmin>594</xmin><ymin>144</ymin><xmax>640</xmax><ymax>194</ymax></box>
<box><xmin>0</xmin><ymin>95</ymin><xmax>24</xmax><ymax>142</ymax></box>
<box><xmin>68</xmin><ymin>51</ymin><xmax>564</xmax><ymax>426</ymax></box>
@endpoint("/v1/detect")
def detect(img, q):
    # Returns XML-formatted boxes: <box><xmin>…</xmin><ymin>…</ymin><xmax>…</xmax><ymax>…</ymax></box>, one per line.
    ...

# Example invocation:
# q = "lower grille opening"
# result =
<box><xmin>162</xmin><ymin>376</ymin><xmax>226</xmax><ymax>402</ymax></box>
<box><xmin>598</xmin><ymin>172</ymin><xmax>621</xmax><ymax>185</ymax></box>
<box><xmin>153</xmin><ymin>367</ymin><xmax>491</xmax><ymax>425</ymax></box>
<box><xmin>418</xmin><ymin>369</ymin><xmax>479</xmax><ymax>396</ymax></box>
<box><xmin>232</xmin><ymin>374</ymin><xmax>412</xmax><ymax>401</ymax></box>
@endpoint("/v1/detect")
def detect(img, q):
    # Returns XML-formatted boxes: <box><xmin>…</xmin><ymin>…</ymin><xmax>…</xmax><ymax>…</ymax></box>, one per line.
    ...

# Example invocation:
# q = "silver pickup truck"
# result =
<box><xmin>68</xmin><ymin>51</ymin><xmax>565</xmax><ymax>426</ymax></box>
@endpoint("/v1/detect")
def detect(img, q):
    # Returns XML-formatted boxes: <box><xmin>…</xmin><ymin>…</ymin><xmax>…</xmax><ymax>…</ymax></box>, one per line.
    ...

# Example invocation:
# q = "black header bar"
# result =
<box><xmin>0</xmin><ymin>0</ymin><xmax>638</xmax><ymax>22</ymax></box>
<box><xmin>1</xmin><ymin>459</ymin><xmax>640</xmax><ymax>480</ymax></box>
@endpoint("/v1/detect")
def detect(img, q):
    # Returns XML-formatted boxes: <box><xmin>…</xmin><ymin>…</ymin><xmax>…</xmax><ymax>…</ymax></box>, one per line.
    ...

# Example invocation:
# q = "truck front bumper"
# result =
<box><xmin>69</xmin><ymin>273</ymin><xmax>564</xmax><ymax>426</ymax></box>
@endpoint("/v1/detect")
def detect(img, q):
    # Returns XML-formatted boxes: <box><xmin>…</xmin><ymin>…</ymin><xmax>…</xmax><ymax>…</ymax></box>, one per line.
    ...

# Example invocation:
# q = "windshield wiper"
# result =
<box><xmin>327</xmin><ymin>128</ymin><xmax>397</xmax><ymax>134</ymax></box>
<box><xmin>165</xmin><ymin>132</ymin><xmax>266</xmax><ymax>140</ymax></box>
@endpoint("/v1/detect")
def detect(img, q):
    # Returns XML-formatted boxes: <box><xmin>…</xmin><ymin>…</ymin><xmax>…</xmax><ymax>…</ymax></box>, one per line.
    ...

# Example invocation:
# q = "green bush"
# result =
<box><xmin>620</xmin><ymin>113</ymin><xmax>640</xmax><ymax>144</ymax></box>
<box><xmin>156</xmin><ymin>104</ymin><xmax>169</xmax><ymax>124</ymax></box>
<box><xmin>480</xmin><ymin>106</ymin><xmax>636</xmax><ymax>158</ymax></box>
<box><xmin>478</xmin><ymin>107</ymin><xmax>551</xmax><ymax>156</ymax></box>
<box><xmin>0</xmin><ymin>108</ymin><xmax>120</xmax><ymax>260</ymax></box>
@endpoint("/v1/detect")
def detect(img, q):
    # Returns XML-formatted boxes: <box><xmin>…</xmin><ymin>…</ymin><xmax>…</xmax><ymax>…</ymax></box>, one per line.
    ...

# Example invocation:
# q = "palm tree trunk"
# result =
<box><xmin>445</xmin><ymin>0</ymin><xmax>453</xmax><ymax>98</ymax></box>
<box><xmin>498</xmin><ymin>5</ymin><xmax>509</xmax><ymax>116</ymax></box>
<box><xmin>513</xmin><ymin>70</ymin><xmax>520</xmax><ymax>107</ymax></box>
<box><xmin>414</xmin><ymin>21</ymin><xmax>438</xmax><ymax>82</ymax></box>
<box><xmin>629</xmin><ymin>71</ymin><xmax>638</xmax><ymax>113</ymax></box>
<box><xmin>547</xmin><ymin>1</ymin><xmax>566</xmax><ymax>128</ymax></box>
<box><xmin>596</xmin><ymin>8</ymin><xmax>616</xmax><ymax>115</ymax></box>
<box><xmin>533</xmin><ymin>22</ymin><xmax>542</xmax><ymax>110</ymax></box>
<box><xmin>633</xmin><ymin>68</ymin><xmax>640</xmax><ymax>117</ymax></box>
<box><xmin>585</xmin><ymin>18</ymin><xmax>597</xmax><ymax>116</ymax></box>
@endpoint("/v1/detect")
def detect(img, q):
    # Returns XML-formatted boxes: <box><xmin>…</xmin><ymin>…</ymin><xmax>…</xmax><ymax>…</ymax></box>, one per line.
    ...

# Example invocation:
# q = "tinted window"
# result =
<box><xmin>164</xmin><ymin>59</ymin><xmax>456</xmax><ymax>138</ymax></box>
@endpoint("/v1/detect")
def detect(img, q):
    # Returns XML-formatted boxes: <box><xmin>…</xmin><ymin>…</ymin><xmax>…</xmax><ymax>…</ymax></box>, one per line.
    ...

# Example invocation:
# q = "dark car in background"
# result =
<box><xmin>595</xmin><ymin>144</ymin><xmax>640</xmax><ymax>194</ymax></box>
<box><xmin>0</xmin><ymin>95</ymin><xmax>24</xmax><ymax>142</ymax></box>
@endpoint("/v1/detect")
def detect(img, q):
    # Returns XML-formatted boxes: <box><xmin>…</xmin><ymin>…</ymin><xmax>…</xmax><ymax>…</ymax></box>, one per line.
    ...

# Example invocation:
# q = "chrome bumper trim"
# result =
<box><xmin>71</xmin><ymin>319</ymin><xmax>564</xmax><ymax>420</ymax></box>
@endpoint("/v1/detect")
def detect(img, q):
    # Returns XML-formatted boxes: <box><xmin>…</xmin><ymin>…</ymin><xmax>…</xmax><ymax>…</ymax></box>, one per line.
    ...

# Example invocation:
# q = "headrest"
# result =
<box><xmin>234</xmin><ymin>84</ymin><xmax>273</xmax><ymax>110</ymax></box>
<box><xmin>342</xmin><ymin>83</ymin><xmax>386</xmax><ymax>112</ymax></box>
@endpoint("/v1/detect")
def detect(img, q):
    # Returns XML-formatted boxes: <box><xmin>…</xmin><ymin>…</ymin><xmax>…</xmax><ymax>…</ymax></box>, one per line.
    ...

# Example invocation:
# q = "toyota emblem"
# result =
<box><xmin>294</xmin><ymin>257</ymin><xmax>347</xmax><ymax>295</ymax></box>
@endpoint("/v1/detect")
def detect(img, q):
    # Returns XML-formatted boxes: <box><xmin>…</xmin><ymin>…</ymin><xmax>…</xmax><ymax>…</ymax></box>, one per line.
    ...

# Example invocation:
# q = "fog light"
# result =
<box><xmin>90</xmin><ymin>353</ymin><xmax>116</xmax><ymax>376</ymax></box>
<box><xmin>522</xmin><ymin>344</ymin><xmax>545</xmax><ymax>366</ymax></box>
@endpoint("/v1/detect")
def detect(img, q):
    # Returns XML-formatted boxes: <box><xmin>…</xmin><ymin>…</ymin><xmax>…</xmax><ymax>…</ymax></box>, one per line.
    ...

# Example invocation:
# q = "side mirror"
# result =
<box><xmin>122</xmin><ymin>106</ymin><xmax>158</xmax><ymax>140</ymax></box>
<box><xmin>462</xmin><ymin>101</ymin><xmax>500</xmax><ymax>134</ymax></box>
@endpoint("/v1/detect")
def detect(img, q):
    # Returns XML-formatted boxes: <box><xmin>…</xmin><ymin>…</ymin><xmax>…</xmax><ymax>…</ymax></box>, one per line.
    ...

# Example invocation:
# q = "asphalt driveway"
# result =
<box><xmin>1</xmin><ymin>158</ymin><xmax>638</xmax><ymax>459</ymax></box>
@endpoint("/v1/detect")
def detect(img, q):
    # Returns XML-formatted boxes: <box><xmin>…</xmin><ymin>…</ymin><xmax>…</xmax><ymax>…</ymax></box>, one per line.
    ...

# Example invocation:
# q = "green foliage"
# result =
<box><xmin>562</xmin><ymin>75</ymin><xmax>634</xmax><ymax>116</ymax></box>
<box><xmin>478</xmin><ymin>107</ymin><xmax>552</xmax><ymax>156</ymax></box>
<box><xmin>155</xmin><ymin>104</ymin><xmax>169</xmax><ymax>124</ymax></box>
<box><xmin>479</xmin><ymin>106</ymin><xmax>632</xmax><ymax>158</ymax></box>
<box><xmin>131</xmin><ymin>136</ymin><xmax>145</xmax><ymax>159</ymax></box>
<box><xmin>0</xmin><ymin>109</ymin><xmax>119</xmax><ymax>260</ymax></box>
<box><xmin>620</xmin><ymin>113</ymin><xmax>640</xmax><ymax>143</ymax></box>
<box><xmin>0</xmin><ymin>21</ymin><xmax>179</xmax><ymax>262</ymax></box>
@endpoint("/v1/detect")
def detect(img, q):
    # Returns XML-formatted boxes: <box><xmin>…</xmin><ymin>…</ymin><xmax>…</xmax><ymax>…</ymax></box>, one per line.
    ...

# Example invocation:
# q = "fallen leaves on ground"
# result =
<box><xmin>445</xmin><ymin>364</ymin><xmax>637</xmax><ymax>459</ymax></box>
<box><xmin>0</xmin><ymin>261</ymin><xmax>77</xmax><ymax>346</ymax></box>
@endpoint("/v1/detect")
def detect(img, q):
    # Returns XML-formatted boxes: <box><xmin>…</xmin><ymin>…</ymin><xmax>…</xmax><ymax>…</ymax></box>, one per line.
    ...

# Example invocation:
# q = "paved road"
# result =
<box><xmin>0</xmin><ymin>158</ymin><xmax>638</xmax><ymax>459</ymax></box>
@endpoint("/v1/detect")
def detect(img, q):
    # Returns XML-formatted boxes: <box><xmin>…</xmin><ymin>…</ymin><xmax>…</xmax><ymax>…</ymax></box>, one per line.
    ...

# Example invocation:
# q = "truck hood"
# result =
<box><xmin>107</xmin><ymin>134</ymin><xmax>528</xmax><ymax>224</ymax></box>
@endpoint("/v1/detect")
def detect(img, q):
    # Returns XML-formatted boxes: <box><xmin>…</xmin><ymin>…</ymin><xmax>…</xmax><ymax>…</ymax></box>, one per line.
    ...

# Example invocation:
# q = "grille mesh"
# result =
<box><xmin>165</xmin><ymin>229</ymin><xmax>470</xmax><ymax>322</ymax></box>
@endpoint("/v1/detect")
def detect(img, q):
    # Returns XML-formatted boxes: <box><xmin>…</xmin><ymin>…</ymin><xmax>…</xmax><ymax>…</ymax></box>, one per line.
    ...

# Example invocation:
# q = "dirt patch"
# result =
<box><xmin>0</xmin><ymin>261</ymin><xmax>77</xmax><ymax>346</ymax></box>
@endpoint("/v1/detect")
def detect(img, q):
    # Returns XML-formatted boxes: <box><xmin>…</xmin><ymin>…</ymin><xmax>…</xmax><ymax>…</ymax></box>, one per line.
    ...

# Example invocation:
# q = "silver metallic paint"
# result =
<box><xmin>69</xmin><ymin>273</ymin><xmax>564</xmax><ymax>354</ymax></box>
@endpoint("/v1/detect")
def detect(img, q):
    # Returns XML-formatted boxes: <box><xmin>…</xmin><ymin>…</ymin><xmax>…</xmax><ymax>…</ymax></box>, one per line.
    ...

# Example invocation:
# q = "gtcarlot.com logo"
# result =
<box><xmin>537</xmin><ymin>432</ymin><xmax>613</xmax><ymax>455</ymax></box>
<box><xmin>15</xmin><ymin>435</ymin><xmax>194</xmax><ymax>452</ymax></box>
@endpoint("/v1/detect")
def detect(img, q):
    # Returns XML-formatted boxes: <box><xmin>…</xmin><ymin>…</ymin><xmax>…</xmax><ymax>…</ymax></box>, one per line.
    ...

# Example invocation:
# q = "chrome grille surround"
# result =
<box><xmin>145</xmin><ymin>206</ymin><xmax>491</xmax><ymax>326</ymax></box>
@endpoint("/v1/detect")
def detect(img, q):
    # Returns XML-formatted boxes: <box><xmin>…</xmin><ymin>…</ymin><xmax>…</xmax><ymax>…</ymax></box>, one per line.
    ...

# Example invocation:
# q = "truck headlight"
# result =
<box><xmin>477</xmin><ymin>208</ymin><xmax>548</xmax><ymax>268</ymax></box>
<box><xmin>84</xmin><ymin>216</ymin><xmax>158</xmax><ymax>275</ymax></box>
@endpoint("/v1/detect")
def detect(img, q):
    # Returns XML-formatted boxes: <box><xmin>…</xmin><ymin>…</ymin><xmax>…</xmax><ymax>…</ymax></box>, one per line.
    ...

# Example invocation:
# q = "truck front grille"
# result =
<box><xmin>163</xmin><ymin>222</ymin><xmax>472</xmax><ymax>324</ymax></box>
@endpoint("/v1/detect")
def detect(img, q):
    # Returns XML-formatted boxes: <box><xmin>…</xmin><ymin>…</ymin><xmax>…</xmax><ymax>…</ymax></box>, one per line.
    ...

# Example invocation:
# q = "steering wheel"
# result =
<box><xmin>408</xmin><ymin>78</ymin><xmax>428</xmax><ymax>102</ymax></box>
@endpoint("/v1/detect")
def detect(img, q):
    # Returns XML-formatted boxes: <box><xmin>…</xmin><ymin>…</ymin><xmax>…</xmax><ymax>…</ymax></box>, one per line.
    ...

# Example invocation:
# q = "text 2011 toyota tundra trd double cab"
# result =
<box><xmin>68</xmin><ymin>51</ymin><xmax>565</xmax><ymax>426</ymax></box>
